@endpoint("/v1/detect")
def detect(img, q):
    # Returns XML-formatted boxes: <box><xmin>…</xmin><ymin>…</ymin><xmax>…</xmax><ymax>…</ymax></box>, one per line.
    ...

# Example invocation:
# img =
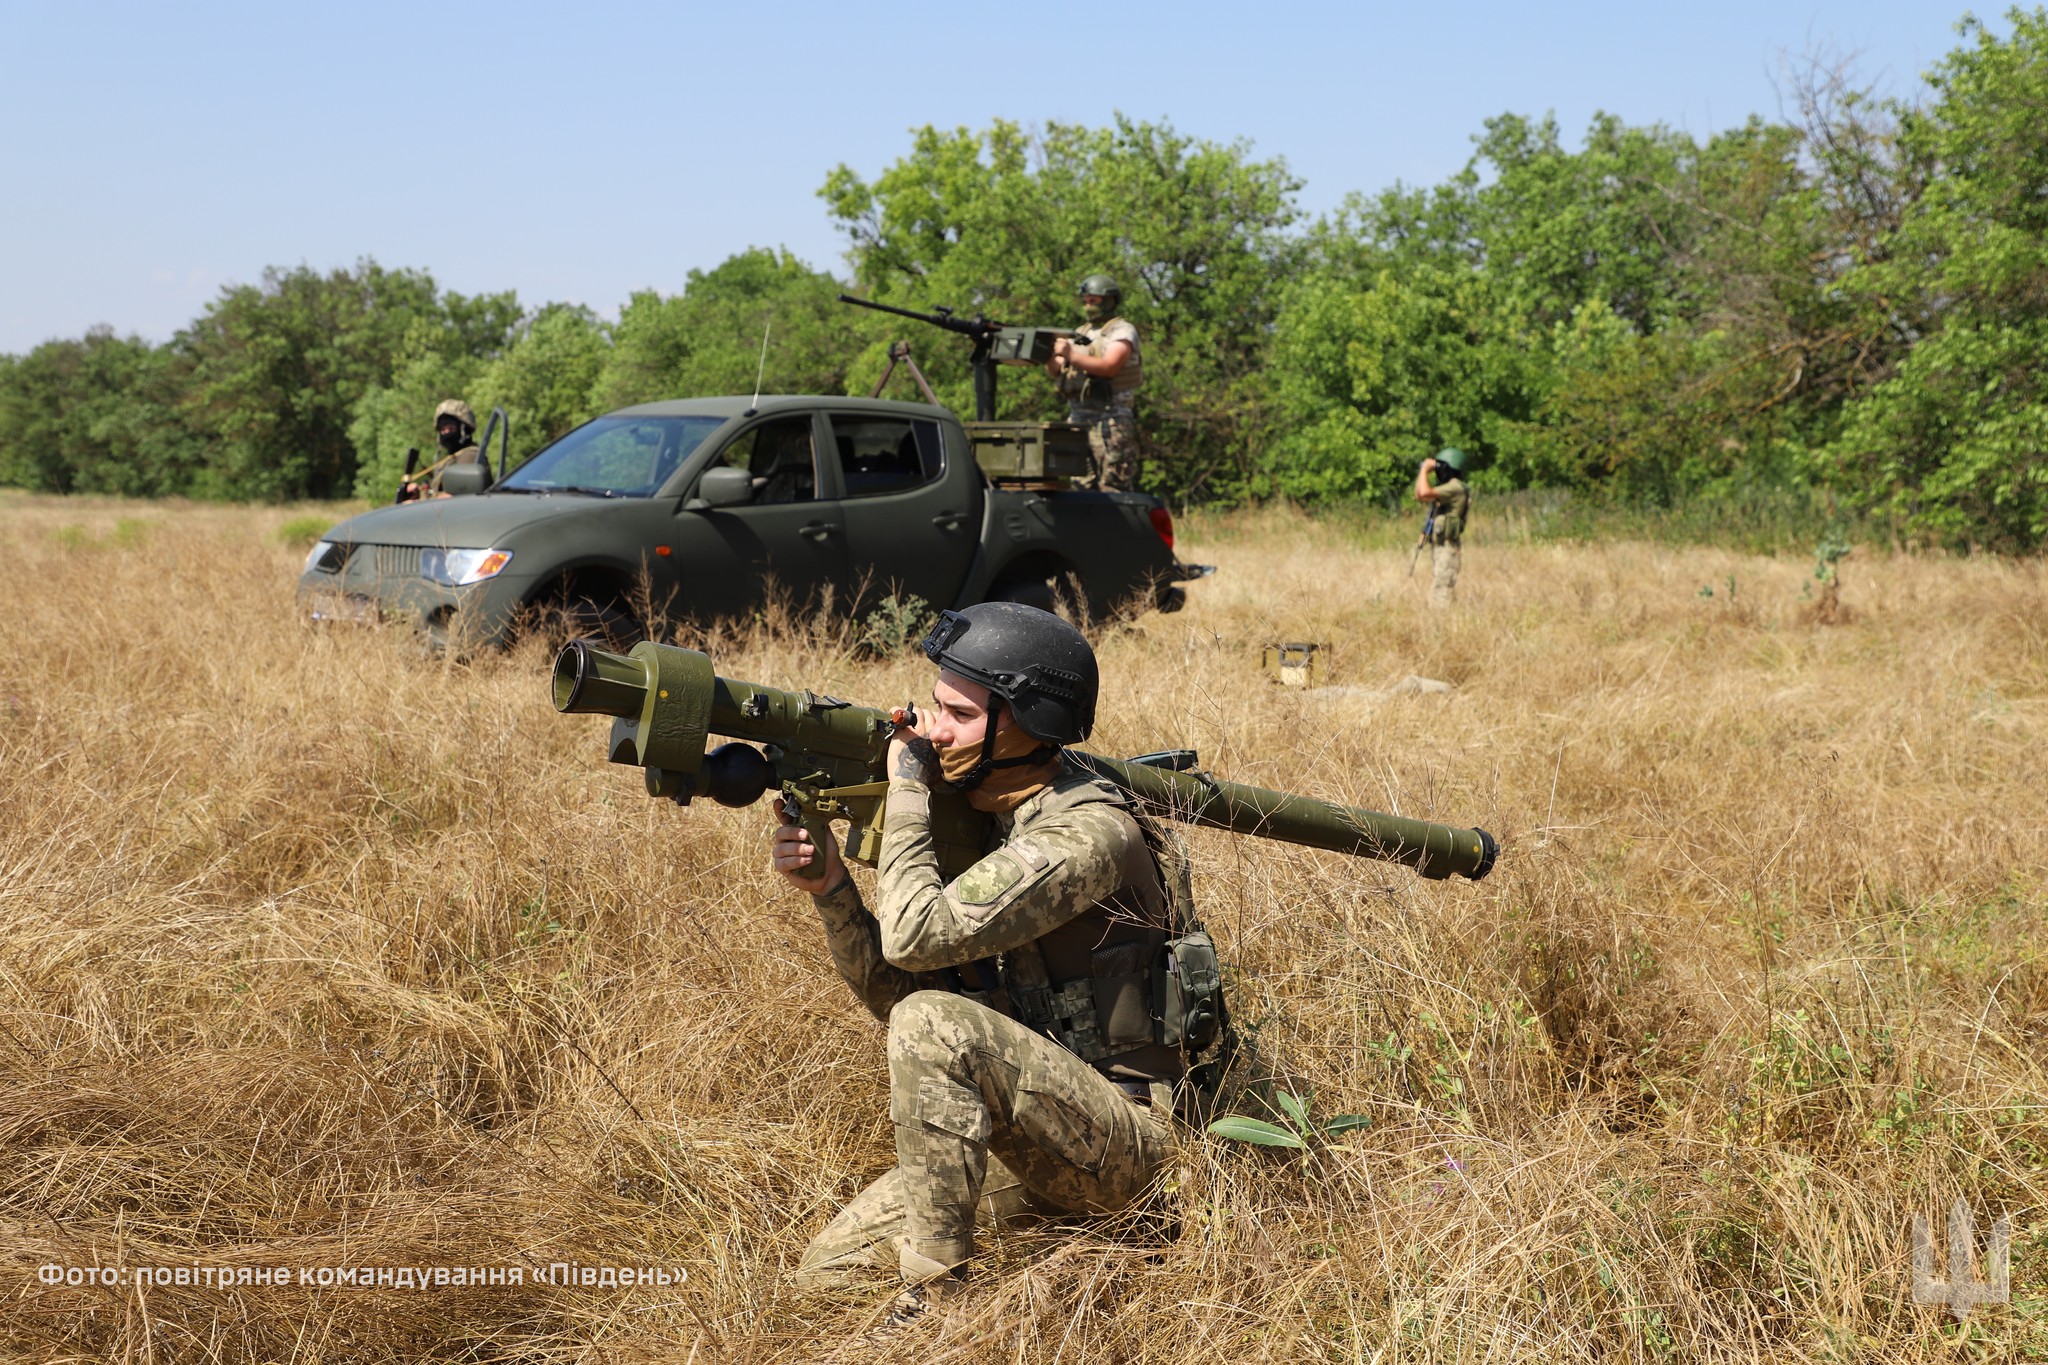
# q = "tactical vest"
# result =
<box><xmin>943</xmin><ymin>770</ymin><xmax>1224</xmax><ymax>1086</ymax></box>
<box><xmin>1430</xmin><ymin>478</ymin><xmax>1470</xmax><ymax>543</ymax></box>
<box><xmin>1068</xmin><ymin>317</ymin><xmax>1142</xmax><ymax>409</ymax></box>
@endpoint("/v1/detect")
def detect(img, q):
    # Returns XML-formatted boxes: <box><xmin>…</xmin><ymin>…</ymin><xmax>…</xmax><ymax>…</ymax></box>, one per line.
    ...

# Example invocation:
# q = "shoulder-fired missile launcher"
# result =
<box><xmin>553</xmin><ymin>640</ymin><xmax>1499</xmax><ymax>883</ymax></box>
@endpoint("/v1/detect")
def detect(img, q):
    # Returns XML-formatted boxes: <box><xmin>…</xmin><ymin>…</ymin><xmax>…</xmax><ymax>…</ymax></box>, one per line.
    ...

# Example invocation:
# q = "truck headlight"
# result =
<box><xmin>421</xmin><ymin>547</ymin><xmax>514</xmax><ymax>586</ymax></box>
<box><xmin>303</xmin><ymin>540</ymin><xmax>347</xmax><ymax>575</ymax></box>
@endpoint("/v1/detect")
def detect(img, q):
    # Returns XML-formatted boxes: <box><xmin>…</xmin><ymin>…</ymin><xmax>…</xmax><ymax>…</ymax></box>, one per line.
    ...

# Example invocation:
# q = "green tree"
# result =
<box><xmin>596</xmin><ymin>248</ymin><xmax>861</xmax><ymax>411</ymax></box>
<box><xmin>1828</xmin><ymin>8</ymin><xmax>2048</xmax><ymax>550</ymax></box>
<box><xmin>181</xmin><ymin>260</ymin><xmax>516</xmax><ymax>500</ymax></box>
<box><xmin>821</xmin><ymin>116</ymin><xmax>1301</xmax><ymax>498</ymax></box>
<box><xmin>0</xmin><ymin>329</ymin><xmax>203</xmax><ymax>495</ymax></box>
<box><xmin>474</xmin><ymin>304</ymin><xmax>611</xmax><ymax>466</ymax></box>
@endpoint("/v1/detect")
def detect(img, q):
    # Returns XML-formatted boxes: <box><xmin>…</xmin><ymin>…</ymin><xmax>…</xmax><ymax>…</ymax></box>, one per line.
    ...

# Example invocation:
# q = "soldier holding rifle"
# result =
<box><xmin>398</xmin><ymin>399</ymin><xmax>488</xmax><ymax>501</ymax></box>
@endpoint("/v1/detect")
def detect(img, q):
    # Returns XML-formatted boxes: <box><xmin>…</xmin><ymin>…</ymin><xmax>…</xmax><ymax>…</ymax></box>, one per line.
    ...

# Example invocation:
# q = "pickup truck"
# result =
<box><xmin>296</xmin><ymin>394</ymin><xmax>1202</xmax><ymax>649</ymax></box>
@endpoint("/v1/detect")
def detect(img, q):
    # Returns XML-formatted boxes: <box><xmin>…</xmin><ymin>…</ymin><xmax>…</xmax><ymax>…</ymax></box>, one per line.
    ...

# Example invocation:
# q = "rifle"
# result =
<box><xmin>838</xmin><ymin>293</ymin><xmax>1079</xmax><ymax>421</ymax></box>
<box><xmin>1408</xmin><ymin>507</ymin><xmax>1437</xmax><ymax>578</ymax></box>
<box><xmin>552</xmin><ymin>641</ymin><xmax>1499</xmax><ymax>882</ymax></box>
<box><xmin>394</xmin><ymin>447</ymin><xmax>423</xmax><ymax>504</ymax></box>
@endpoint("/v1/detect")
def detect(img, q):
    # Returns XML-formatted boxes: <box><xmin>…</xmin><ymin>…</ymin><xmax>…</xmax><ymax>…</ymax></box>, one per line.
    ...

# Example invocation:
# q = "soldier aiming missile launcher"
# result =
<box><xmin>553</xmin><ymin>640</ymin><xmax>1499</xmax><ymax>883</ymax></box>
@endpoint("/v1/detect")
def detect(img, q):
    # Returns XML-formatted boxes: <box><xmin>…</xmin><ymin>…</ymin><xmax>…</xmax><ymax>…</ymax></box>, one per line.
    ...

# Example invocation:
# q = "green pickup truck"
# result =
<box><xmin>297</xmin><ymin>395</ymin><xmax>1203</xmax><ymax>649</ymax></box>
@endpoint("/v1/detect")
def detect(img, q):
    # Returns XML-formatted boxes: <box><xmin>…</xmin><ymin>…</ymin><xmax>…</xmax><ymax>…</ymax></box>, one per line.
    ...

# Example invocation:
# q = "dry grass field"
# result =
<box><xmin>1</xmin><ymin>490</ymin><xmax>2044</xmax><ymax>1363</ymax></box>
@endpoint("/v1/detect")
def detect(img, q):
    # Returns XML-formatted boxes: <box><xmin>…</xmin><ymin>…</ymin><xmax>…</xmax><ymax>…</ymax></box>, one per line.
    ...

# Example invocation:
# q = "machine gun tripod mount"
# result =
<box><xmin>838</xmin><ymin>293</ymin><xmax>1081</xmax><ymax>421</ymax></box>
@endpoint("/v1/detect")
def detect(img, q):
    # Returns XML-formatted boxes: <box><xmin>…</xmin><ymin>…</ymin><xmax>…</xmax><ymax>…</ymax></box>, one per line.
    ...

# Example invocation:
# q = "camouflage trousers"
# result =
<box><xmin>1069</xmin><ymin>405</ymin><xmax>1142</xmax><ymax>492</ymax></box>
<box><xmin>1430</xmin><ymin>538</ymin><xmax>1461</xmax><ymax>607</ymax></box>
<box><xmin>797</xmin><ymin>990</ymin><xmax>1173</xmax><ymax>1284</ymax></box>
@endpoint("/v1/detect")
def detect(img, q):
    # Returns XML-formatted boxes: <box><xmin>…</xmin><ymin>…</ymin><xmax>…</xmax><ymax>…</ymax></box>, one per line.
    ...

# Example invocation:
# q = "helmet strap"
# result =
<box><xmin>938</xmin><ymin>698</ymin><xmax>1056</xmax><ymax>793</ymax></box>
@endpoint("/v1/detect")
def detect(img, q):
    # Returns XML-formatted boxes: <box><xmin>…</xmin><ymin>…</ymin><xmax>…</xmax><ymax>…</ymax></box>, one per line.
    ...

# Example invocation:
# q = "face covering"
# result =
<box><xmin>437</xmin><ymin>425</ymin><xmax>469</xmax><ymax>455</ymax></box>
<box><xmin>938</xmin><ymin>706</ymin><xmax>1060</xmax><ymax>814</ymax></box>
<box><xmin>1081</xmin><ymin>299</ymin><xmax>1110</xmax><ymax>325</ymax></box>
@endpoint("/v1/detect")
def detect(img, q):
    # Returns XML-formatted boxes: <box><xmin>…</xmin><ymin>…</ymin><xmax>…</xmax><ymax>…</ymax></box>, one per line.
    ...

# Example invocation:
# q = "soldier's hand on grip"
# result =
<box><xmin>771</xmin><ymin>800</ymin><xmax>845</xmax><ymax>896</ymax></box>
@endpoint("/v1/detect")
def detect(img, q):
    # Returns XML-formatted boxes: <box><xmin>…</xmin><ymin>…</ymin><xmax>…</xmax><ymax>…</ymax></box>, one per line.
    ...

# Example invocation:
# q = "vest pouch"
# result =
<box><xmin>1156</xmin><ymin>931</ymin><xmax>1223</xmax><ymax>1052</ymax></box>
<box><xmin>1090</xmin><ymin>941</ymin><xmax>1158</xmax><ymax>1054</ymax></box>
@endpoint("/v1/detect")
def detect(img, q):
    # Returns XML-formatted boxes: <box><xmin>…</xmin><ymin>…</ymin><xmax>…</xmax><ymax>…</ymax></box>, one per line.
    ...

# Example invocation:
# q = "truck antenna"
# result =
<box><xmin>745</xmin><ymin>322</ymin><xmax>772</xmax><ymax>417</ymax></box>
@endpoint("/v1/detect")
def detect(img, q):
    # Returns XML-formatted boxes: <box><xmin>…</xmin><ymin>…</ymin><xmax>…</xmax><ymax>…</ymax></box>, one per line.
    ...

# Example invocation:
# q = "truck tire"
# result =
<box><xmin>991</xmin><ymin>569</ymin><xmax>1088</xmax><ymax>622</ymax></box>
<box><xmin>564</xmin><ymin>592</ymin><xmax>645</xmax><ymax>650</ymax></box>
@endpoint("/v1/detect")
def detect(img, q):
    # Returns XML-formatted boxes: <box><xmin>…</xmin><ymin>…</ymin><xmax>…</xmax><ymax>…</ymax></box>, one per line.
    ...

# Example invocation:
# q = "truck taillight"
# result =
<box><xmin>1148</xmin><ymin>506</ymin><xmax>1174</xmax><ymax>552</ymax></box>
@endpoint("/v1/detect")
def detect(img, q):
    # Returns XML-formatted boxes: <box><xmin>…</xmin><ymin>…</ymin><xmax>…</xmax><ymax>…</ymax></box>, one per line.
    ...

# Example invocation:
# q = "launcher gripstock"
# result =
<box><xmin>552</xmin><ymin>641</ymin><xmax>1500</xmax><ymax>883</ymax></box>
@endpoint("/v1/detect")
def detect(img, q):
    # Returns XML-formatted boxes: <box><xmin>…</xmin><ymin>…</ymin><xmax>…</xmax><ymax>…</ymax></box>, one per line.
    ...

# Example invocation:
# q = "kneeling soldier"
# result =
<box><xmin>772</xmin><ymin>603</ymin><xmax>1204</xmax><ymax>1316</ymax></box>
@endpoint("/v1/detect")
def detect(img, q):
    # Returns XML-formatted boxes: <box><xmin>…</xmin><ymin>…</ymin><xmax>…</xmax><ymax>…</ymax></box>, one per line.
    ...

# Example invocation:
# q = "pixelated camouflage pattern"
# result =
<box><xmin>1074</xmin><ymin>410</ymin><xmax>1142</xmax><ymax>492</ymax></box>
<box><xmin>873</xmin><ymin>990</ymin><xmax>1170</xmax><ymax>1277</ymax></box>
<box><xmin>872</xmin><ymin>776</ymin><xmax>1147</xmax><ymax>971</ymax></box>
<box><xmin>795</xmin><ymin>1152</ymin><xmax>1059</xmax><ymax>1283</ymax></box>
<box><xmin>801</xmin><ymin>768</ymin><xmax>1183</xmax><ymax>1280</ymax></box>
<box><xmin>433</xmin><ymin>398</ymin><xmax>476</xmax><ymax>427</ymax></box>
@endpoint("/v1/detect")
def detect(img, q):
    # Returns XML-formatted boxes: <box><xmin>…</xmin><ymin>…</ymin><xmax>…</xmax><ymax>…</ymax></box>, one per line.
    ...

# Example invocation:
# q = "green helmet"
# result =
<box><xmin>1434</xmin><ymin>447</ymin><xmax>1468</xmax><ymax>474</ymax></box>
<box><xmin>1077</xmin><ymin>273</ymin><xmax>1121</xmax><ymax>315</ymax></box>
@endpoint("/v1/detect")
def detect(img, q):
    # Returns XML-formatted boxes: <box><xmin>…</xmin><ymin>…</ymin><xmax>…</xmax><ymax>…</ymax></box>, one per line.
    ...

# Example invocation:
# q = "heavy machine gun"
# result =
<box><xmin>837</xmin><ymin>294</ymin><xmax>1079</xmax><ymax>421</ymax></box>
<box><xmin>553</xmin><ymin>640</ymin><xmax>1499</xmax><ymax>882</ymax></box>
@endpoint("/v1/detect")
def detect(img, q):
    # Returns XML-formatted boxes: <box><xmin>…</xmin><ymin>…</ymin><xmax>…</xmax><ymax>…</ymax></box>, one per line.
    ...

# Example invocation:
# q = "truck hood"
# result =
<box><xmin>317</xmin><ymin>492</ymin><xmax>626</xmax><ymax>549</ymax></box>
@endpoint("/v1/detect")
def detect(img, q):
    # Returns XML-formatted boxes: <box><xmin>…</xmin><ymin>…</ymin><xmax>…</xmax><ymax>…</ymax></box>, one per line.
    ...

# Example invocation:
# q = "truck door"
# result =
<box><xmin>826</xmin><ymin>411</ymin><xmax>973</xmax><ymax>609</ymax></box>
<box><xmin>667</xmin><ymin>412</ymin><xmax>849</xmax><ymax>621</ymax></box>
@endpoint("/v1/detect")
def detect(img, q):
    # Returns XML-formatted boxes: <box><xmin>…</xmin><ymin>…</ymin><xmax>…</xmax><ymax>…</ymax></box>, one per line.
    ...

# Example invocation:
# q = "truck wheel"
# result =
<box><xmin>537</xmin><ymin>591</ymin><xmax>645</xmax><ymax>651</ymax></box>
<box><xmin>991</xmin><ymin>575</ymin><xmax>1057</xmax><ymax>613</ymax></box>
<box><xmin>572</xmin><ymin>593</ymin><xmax>645</xmax><ymax>649</ymax></box>
<box><xmin>992</xmin><ymin>570</ymin><xmax>1088</xmax><ymax>622</ymax></box>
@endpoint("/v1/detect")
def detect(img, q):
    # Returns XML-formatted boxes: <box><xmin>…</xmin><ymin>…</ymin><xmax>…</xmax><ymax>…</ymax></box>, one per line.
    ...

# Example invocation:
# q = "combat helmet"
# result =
<box><xmin>434</xmin><ymin>399</ymin><xmax>477</xmax><ymax>430</ymax></box>
<box><xmin>1077</xmin><ymin>273</ymin><xmax>1122</xmax><ymax>316</ymax></box>
<box><xmin>1434</xmin><ymin>446</ymin><xmax>1468</xmax><ymax>474</ymax></box>
<box><xmin>921</xmin><ymin>602</ymin><xmax>1098</xmax><ymax>745</ymax></box>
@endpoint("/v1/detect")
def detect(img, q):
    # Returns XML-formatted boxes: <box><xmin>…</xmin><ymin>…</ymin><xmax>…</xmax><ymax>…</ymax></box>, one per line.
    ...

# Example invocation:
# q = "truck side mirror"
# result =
<box><xmin>438</xmin><ymin>463</ymin><xmax>491</xmax><ymax>497</ymax></box>
<box><xmin>689</xmin><ymin>465</ymin><xmax>755</xmax><ymax>509</ymax></box>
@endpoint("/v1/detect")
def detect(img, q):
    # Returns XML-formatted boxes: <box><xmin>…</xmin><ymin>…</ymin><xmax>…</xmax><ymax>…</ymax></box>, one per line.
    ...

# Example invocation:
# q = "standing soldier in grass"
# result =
<box><xmin>770</xmin><ymin>602</ymin><xmax>1209</xmax><ymax>1327</ymax></box>
<box><xmin>1415</xmin><ymin>446</ymin><xmax>1472</xmax><ymax>607</ymax></box>
<box><xmin>400</xmin><ymin>399</ymin><xmax>488</xmax><ymax>500</ymax></box>
<box><xmin>1046</xmin><ymin>274</ymin><xmax>1143</xmax><ymax>492</ymax></box>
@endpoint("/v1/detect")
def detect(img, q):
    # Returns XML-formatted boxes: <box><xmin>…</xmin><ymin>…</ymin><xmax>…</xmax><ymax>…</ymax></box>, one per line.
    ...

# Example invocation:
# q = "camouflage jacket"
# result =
<box><xmin>810</xmin><ymin>759</ymin><xmax>1184</xmax><ymax>1081</ymax></box>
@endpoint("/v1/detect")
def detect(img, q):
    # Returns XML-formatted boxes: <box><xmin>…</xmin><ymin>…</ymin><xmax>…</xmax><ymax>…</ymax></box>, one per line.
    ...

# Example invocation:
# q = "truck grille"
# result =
<box><xmin>369</xmin><ymin>545</ymin><xmax>422</xmax><ymax>579</ymax></box>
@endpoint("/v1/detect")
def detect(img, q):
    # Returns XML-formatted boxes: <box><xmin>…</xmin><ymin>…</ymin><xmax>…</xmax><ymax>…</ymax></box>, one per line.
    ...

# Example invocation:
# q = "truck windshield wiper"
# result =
<box><xmin>551</xmin><ymin>485</ymin><xmax>620</xmax><ymax>498</ymax></box>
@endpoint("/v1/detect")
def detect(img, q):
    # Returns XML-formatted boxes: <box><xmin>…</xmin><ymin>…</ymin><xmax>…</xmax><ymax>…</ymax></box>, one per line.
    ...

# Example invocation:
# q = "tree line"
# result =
<box><xmin>4</xmin><ymin>10</ymin><xmax>2044</xmax><ymax>551</ymax></box>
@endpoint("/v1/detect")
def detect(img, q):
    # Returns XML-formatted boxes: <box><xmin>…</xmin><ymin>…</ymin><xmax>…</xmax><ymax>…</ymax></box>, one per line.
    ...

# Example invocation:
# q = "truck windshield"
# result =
<box><xmin>500</xmin><ymin>416</ymin><xmax>727</xmax><ymax>496</ymax></box>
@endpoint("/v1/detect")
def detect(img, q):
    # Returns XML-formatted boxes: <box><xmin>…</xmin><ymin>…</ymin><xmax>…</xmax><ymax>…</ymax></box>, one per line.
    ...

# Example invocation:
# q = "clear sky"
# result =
<box><xmin>0</xmin><ymin>0</ymin><xmax>1980</xmax><ymax>355</ymax></box>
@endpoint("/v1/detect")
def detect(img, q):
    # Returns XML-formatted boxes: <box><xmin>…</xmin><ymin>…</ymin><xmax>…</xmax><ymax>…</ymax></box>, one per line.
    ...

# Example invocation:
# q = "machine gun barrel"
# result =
<box><xmin>553</xmin><ymin>641</ymin><xmax>1498</xmax><ymax>881</ymax></box>
<box><xmin>837</xmin><ymin>292</ymin><xmax>999</xmax><ymax>339</ymax></box>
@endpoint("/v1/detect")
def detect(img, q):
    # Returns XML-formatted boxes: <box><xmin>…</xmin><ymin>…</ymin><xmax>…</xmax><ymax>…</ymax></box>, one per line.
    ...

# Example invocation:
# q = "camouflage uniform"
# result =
<box><xmin>796</xmin><ymin>760</ymin><xmax>1180</xmax><ymax>1283</ymax></box>
<box><xmin>1428</xmin><ymin>477</ymin><xmax>1470</xmax><ymax>607</ymax></box>
<box><xmin>425</xmin><ymin>399</ymin><xmax>485</xmax><ymax>495</ymax></box>
<box><xmin>1059</xmin><ymin>317</ymin><xmax>1143</xmax><ymax>493</ymax></box>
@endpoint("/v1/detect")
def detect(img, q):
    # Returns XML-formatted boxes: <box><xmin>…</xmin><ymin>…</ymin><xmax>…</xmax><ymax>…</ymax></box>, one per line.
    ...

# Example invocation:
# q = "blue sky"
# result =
<box><xmin>0</xmin><ymin>1</ymin><xmax>1980</xmax><ymax>354</ymax></box>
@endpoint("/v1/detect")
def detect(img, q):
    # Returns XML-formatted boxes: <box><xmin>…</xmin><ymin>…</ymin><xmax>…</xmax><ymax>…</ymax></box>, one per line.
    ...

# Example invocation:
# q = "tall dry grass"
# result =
<box><xmin>0</xmin><ymin>490</ymin><xmax>2043</xmax><ymax>1363</ymax></box>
